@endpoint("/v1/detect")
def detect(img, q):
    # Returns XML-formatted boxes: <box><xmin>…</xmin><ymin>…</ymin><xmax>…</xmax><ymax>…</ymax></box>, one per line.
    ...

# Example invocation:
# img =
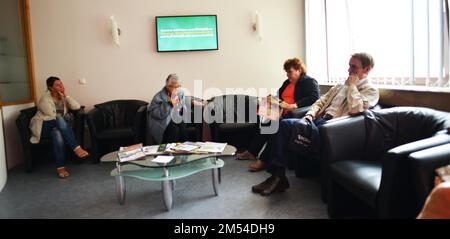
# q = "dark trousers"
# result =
<box><xmin>247</xmin><ymin>130</ymin><xmax>270</xmax><ymax>156</ymax></box>
<box><xmin>247</xmin><ymin>115</ymin><xmax>295</xmax><ymax>157</ymax></box>
<box><xmin>162</xmin><ymin>121</ymin><xmax>188</xmax><ymax>143</ymax></box>
<box><xmin>268</xmin><ymin>117</ymin><xmax>329</xmax><ymax>176</ymax></box>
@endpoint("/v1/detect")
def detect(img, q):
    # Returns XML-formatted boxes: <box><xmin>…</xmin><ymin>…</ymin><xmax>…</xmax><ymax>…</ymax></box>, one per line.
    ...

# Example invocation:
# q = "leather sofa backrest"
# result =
<box><xmin>373</xmin><ymin>107</ymin><xmax>450</xmax><ymax>147</ymax></box>
<box><xmin>94</xmin><ymin>100</ymin><xmax>148</xmax><ymax>129</ymax></box>
<box><xmin>16</xmin><ymin>107</ymin><xmax>38</xmax><ymax>145</ymax></box>
<box><xmin>17</xmin><ymin>107</ymin><xmax>38</xmax><ymax>129</ymax></box>
<box><xmin>206</xmin><ymin>95</ymin><xmax>259</xmax><ymax>124</ymax></box>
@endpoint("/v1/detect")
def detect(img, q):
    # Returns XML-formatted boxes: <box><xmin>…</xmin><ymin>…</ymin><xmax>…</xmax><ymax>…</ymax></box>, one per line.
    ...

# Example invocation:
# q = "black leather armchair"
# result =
<box><xmin>86</xmin><ymin>100</ymin><xmax>148</xmax><ymax>162</ymax></box>
<box><xmin>409</xmin><ymin>142</ymin><xmax>450</xmax><ymax>216</ymax></box>
<box><xmin>184</xmin><ymin>96</ymin><xmax>204</xmax><ymax>142</ymax></box>
<box><xmin>205</xmin><ymin>95</ymin><xmax>259</xmax><ymax>150</ymax></box>
<box><xmin>321</xmin><ymin>107</ymin><xmax>450</xmax><ymax>218</ymax></box>
<box><xmin>16</xmin><ymin>106</ymin><xmax>85</xmax><ymax>172</ymax></box>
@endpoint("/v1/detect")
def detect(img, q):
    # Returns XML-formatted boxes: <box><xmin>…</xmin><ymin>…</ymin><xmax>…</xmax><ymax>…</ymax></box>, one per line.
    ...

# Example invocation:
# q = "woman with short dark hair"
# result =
<box><xmin>29</xmin><ymin>76</ymin><xmax>89</xmax><ymax>178</ymax></box>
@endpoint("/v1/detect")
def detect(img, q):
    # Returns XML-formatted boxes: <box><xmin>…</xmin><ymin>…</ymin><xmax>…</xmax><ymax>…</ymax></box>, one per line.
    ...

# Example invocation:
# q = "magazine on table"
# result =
<box><xmin>170</xmin><ymin>142</ymin><xmax>200</xmax><ymax>153</ymax></box>
<box><xmin>142</xmin><ymin>145</ymin><xmax>163</xmax><ymax>156</ymax></box>
<box><xmin>117</xmin><ymin>143</ymin><xmax>146</xmax><ymax>162</ymax></box>
<box><xmin>196</xmin><ymin>142</ymin><xmax>227</xmax><ymax>153</ymax></box>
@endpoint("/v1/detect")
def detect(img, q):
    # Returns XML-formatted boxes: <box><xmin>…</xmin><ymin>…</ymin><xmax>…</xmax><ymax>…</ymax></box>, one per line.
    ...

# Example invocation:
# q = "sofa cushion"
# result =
<box><xmin>331</xmin><ymin>160</ymin><xmax>382</xmax><ymax>207</ymax></box>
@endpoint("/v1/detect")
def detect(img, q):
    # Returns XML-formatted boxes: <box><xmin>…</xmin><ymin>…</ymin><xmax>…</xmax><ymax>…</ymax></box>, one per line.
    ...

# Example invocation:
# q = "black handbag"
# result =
<box><xmin>288</xmin><ymin>118</ymin><xmax>320</xmax><ymax>155</ymax></box>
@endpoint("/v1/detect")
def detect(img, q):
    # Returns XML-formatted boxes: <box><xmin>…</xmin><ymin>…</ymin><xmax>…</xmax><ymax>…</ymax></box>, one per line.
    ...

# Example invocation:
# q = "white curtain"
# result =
<box><xmin>306</xmin><ymin>0</ymin><xmax>449</xmax><ymax>88</ymax></box>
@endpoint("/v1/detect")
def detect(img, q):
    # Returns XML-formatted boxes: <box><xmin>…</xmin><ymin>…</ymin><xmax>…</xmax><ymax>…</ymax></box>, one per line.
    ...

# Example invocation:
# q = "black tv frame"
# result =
<box><xmin>155</xmin><ymin>14</ymin><xmax>219</xmax><ymax>52</ymax></box>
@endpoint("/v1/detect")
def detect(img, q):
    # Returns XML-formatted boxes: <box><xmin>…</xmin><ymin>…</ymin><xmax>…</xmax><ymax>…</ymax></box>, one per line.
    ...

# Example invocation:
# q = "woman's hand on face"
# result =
<box><xmin>192</xmin><ymin>99</ymin><xmax>205</xmax><ymax>107</ymax></box>
<box><xmin>170</xmin><ymin>95</ymin><xmax>180</xmax><ymax>106</ymax></box>
<box><xmin>58</xmin><ymin>90</ymin><xmax>66</xmax><ymax>98</ymax></box>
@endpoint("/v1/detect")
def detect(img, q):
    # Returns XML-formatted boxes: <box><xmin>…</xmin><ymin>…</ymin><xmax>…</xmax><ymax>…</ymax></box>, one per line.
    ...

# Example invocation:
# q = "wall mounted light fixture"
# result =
<box><xmin>252</xmin><ymin>11</ymin><xmax>262</xmax><ymax>42</ymax></box>
<box><xmin>110</xmin><ymin>15</ymin><xmax>121</xmax><ymax>46</ymax></box>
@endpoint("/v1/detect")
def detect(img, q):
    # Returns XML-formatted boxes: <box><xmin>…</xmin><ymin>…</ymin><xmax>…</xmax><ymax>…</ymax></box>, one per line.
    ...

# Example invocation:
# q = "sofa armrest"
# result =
<box><xmin>291</xmin><ymin>106</ymin><xmax>311</xmax><ymax>119</ymax></box>
<box><xmin>409</xmin><ymin>142</ymin><xmax>450</xmax><ymax>210</ymax></box>
<box><xmin>377</xmin><ymin>133</ymin><xmax>450</xmax><ymax>218</ymax></box>
<box><xmin>69</xmin><ymin>106</ymin><xmax>85</xmax><ymax>143</ymax></box>
<box><xmin>133</xmin><ymin>105</ymin><xmax>147</xmax><ymax>142</ymax></box>
<box><xmin>86</xmin><ymin>108</ymin><xmax>104</xmax><ymax>137</ymax></box>
<box><xmin>320</xmin><ymin>115</ymin><xmax>366</xmax><ymax>164</ymax></box>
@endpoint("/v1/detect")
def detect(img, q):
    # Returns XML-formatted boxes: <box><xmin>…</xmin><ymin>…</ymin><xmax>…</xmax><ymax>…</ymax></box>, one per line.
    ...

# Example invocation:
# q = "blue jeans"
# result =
<box><xmin>271</xmin><ymin>117</ymin><xmax>327</xmax><ymax>169</ymax></box>
<box><xmin>40</xmin><ymin>116</ymin><xmax>79</xmax><ymax>168</ymax></box>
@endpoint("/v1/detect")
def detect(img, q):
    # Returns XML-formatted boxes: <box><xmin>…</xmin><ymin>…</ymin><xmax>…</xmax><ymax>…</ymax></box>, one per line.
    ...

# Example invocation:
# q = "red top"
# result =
<box><xmin>281</xmin><ymin>82</ymin><xmax>296</xmax><ymax>116</ymax></box>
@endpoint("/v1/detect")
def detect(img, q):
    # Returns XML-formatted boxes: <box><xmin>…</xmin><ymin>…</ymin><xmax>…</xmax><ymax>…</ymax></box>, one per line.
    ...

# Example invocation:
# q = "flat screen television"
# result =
<box><xmin>155</xmin><ymin>15</ymin><xmax>218</xmax><ymax>52</ymax></box>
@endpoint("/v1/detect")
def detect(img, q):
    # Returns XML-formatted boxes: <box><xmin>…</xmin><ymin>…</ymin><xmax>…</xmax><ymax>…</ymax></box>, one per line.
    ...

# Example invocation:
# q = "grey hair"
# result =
<box><xmin>165</xmin><ymin>73</ymin><xmax>180</xmax><ymax>87</ymax></box>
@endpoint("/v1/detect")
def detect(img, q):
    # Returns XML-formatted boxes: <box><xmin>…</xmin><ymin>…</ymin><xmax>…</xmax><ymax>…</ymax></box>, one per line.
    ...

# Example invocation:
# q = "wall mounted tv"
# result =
<box><xmin>156</xmin><ymin>15</ymin><xmax>218</xmax><ymax>52</ymax></box>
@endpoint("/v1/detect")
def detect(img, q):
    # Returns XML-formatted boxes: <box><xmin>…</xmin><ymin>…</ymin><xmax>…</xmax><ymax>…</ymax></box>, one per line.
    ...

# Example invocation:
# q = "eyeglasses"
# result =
<box><xmin>349</xmin><ymin>64</ymin><xmax>362</xmax><ymax>70</ymax></box>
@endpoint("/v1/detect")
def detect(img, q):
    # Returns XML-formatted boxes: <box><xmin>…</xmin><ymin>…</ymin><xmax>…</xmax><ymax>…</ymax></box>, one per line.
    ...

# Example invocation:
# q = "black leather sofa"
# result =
<box><xmin>16</xmin><ymin>106</ymin><xmax>85</xmax><ymax>172</ymax></box>
<box><xmin>205</xmin><ymin>95</ymin><xmax>259</xmax><ymax>150</ymax></box>
<box><xmin>183</xmin><ymin>96</ymin><xmax>204</xmax><ymax>142</ymax></box>
<box><xmin>86</xmin><ymin>100</ymin><xmax>148</xmax><ymax>162</ymax></box>
<box><xmin>321</xmin><ymin>107</ymin><xmax>450</xmax><ymax>218</ymax></box>
<box><xmin>409</xmin><ymin>142</ymin><xmax>450</xmax><ymax>216</ymax></box>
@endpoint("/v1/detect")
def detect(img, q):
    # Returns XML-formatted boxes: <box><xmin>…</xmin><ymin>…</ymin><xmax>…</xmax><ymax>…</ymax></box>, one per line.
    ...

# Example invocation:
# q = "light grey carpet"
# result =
<box><xmin>0</xmin><ymin>156</ymin><xmax>328</xmax><ymax>219</ymax></box>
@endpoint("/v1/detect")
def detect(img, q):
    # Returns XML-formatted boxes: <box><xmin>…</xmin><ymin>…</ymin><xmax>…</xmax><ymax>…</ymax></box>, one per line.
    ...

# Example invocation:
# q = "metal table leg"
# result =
<box><xmin>115</xmin><ymin>176</ymin><xmax>126</xmax><ymax>205</ymax></box>
<box><xmin>212</xmin><ymin>168</ymin><xmax>219</xmax><ymax>196</ymax></box>
<box><xmin>162</xmin><ymin>166</ymin><xmax>172</xmax><ymax>211</ymax></box>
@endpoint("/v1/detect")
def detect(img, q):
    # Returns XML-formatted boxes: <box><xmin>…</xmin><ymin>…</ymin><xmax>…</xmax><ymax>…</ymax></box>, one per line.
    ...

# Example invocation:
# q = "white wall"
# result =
<box><xmin>29</xmin><ymin>0</ymin><xmax>305</xmax><ymax>110</ymax></box>
<box><xmin>0</xmin><ymin>108</ymin><xmax>7</xmax><ymax>192</ymax></box>
<box><xmin>2</xmin><ymin>103</ymin><xmax>35</xmax><ymax>169</ymax></box>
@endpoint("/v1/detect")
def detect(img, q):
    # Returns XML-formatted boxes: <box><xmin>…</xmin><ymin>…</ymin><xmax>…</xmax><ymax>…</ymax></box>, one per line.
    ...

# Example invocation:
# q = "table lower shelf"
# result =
<box><xmin>111</xmin><ymin>157</ymin><xmax>224</xmax><ymax>181</ymax></box>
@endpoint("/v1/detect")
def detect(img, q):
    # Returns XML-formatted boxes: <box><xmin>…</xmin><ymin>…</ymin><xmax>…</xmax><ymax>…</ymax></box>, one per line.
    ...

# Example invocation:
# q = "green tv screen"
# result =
<box><xmin>156</xmin><ymin>15</ymin><xmax>218</xmax><ymax>52</ymax></box>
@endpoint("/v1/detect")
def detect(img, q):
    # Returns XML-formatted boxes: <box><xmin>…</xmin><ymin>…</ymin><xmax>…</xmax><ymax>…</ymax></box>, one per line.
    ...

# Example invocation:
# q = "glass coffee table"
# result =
<box><xmin>101</xmin><ymin>145</ymin><xmax>236</xmax><ymax>211</ymax></box>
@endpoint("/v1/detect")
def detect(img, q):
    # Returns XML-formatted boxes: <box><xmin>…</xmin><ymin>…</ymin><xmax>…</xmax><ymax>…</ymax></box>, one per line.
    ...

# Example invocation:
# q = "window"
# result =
<box><xmin>306</xmin><ymin>0</ymin><xmax>449</xmax><ymax>90</ymax></box>
<box><xmin>0</xmin><ymin>0</ymin><xmax>35</xmax><ymax>106</ymax></box>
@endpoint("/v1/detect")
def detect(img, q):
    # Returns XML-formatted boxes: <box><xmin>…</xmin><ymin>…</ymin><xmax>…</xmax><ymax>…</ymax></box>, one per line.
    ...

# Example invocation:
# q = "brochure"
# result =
<box><xmin>152</xmin><ymin>155</ymin><xmax>174</xmax><ymax>164</ymax></box>
<box><xmin>258</xmin><ymin>95</ymin><xmax>282</xmax><ymax>120</ymax></box>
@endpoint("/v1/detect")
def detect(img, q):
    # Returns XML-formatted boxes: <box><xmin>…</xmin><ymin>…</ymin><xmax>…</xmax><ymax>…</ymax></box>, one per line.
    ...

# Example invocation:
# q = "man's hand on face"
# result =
<box><xmin>345</xmin><ymin>75</ymin><xmax>359</xmax><ymax>86</ymax></box>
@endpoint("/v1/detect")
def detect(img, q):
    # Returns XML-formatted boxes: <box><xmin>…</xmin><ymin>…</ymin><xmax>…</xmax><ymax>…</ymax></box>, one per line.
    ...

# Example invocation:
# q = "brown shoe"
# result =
<box><xmin>57</xmin><ymin>167</ymin><xmax>70</xmax><ymax>179</ymax></box>
<box><xmin>260</xmin><ymin>176</ymin><xmax>289</xmax><ymax>196</ymax></box>
<box><xmin>249</xmin><ymin>159</ymin><xmax>265</xmax><ymax>172</ymax></box>
<box><xmin>251</xmin><ymin>175</ymin><xmax>275</xmax><ymax>193</ymax></box>
<box><xmin>236</xmin><ymin>151</ymin><xmax>256</xmax><ymax>160</ymax></box>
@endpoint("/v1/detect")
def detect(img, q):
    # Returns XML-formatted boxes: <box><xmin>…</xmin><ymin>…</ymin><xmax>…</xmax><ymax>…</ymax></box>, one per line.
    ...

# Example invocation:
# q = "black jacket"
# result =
<box><xmin>278</xmin><ymin>74</ymin><xmax>320</xmax><ymax>108</ymax></box>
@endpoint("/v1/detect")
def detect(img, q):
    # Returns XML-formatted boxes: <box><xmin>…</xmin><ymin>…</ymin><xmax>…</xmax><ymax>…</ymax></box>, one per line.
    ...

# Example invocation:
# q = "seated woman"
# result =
<box><xmin>148</xmin><ymin>74</ymin><xmax>194</xmax><ymax>144</ymax></box>
<box><xmin>29</xmin><ymin>76</ymin><xmax>89</xmax><ymax>179</ymax></box>
<box><xmin>237</xmin><ymin>57</ymin><xmax>320</xmax><ymax>172</ymax></box>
